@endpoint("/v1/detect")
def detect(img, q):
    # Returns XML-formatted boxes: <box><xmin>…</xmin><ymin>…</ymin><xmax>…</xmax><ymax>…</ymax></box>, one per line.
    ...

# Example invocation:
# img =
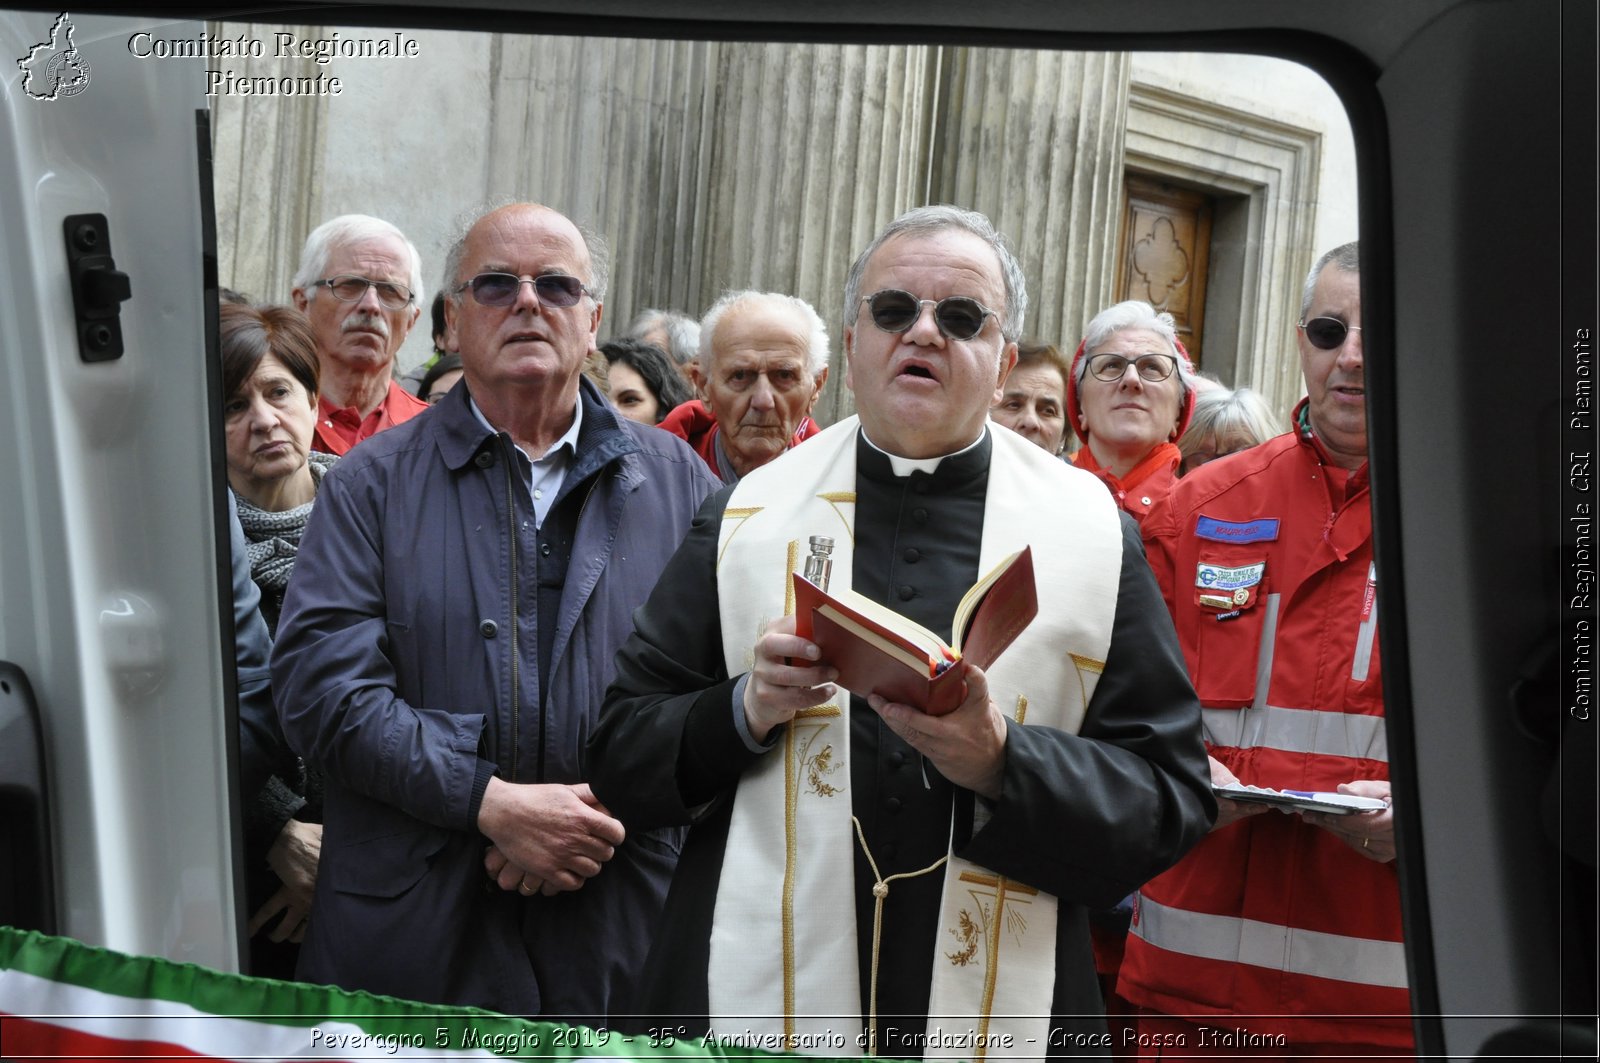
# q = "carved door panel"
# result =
<box><xmin>1116</xmin><ymin>173</ymin><xmax>1213</xmax><ymax>366</ymax></box>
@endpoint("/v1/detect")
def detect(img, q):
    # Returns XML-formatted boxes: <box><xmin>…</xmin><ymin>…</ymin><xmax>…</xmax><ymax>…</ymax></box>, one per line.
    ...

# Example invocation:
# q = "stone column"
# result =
<box><xmin>207</xmin><ymin>22</ymin><xmax>329</xmax><ymax>304</ymax></box>
<box><xmin>930</xmin><ymin>48</ymin><xmax>1131</xmax><ymax>350</ymax></box>
<box><xmin>479</xmin><ymin>36</ymin><xmax>940</xmax><ymax>425</ymax></box>
<box><xmin>696</xmin><ymin>41</ymin><xmax>939</xmax><ymax>424</ymax></box>
<box><xmin>483</xmin><ymin>33</ymin><xmax>717</xmax><ymax>342</ymax></box>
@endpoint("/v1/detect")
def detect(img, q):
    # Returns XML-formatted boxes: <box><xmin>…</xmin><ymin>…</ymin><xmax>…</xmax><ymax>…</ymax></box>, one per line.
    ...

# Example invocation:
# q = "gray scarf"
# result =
<box><xmin>234</xmin><ymin>450</ymin><xmax>337</xmax><ymax>632</ymax></box>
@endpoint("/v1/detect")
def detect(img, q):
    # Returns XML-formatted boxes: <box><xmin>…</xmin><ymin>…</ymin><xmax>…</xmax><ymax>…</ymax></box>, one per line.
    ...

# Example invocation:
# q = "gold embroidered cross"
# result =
<box><xmin>948</xmin><ymin>871</ymin><xmax>1040</xmax><ymax>1062</ymax></box>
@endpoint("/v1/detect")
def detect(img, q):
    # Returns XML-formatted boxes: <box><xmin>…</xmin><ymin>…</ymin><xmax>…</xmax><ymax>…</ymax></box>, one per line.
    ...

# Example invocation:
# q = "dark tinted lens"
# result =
<box><xmin>1303</xmin><ymin>317</ymin><xmax>1348</xmax><ymax>350</ymax></box>
<box><xmin>934</xmin><ymin>297</ymin><xmax>986</xmax><ymax>340</ymax></box>
<box><xmin>867</xmin><ymin>290</ymin><xmax>920</xmax><ymax>332</ymax></box>
<box><xmin>468</xmin><ymin>273</ymin><xmax>520</xmax><ymax>306</ymax></box>
<box><xmin>533</xmin><ymin>275</ymin><xmax>585</xmax><ymax>307</ymax></box>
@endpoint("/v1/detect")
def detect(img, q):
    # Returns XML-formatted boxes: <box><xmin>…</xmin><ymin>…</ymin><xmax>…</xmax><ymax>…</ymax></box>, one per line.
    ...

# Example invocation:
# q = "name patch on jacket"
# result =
<box><xmin>1196</xmin><ymin>562</ymin><xmax>1265</xmax><ymax>592</ymax></box>
<box><xmin>1195</xmin><ymin>516</ymin><xmax>1279</xmax><ymax>543</ymax></box>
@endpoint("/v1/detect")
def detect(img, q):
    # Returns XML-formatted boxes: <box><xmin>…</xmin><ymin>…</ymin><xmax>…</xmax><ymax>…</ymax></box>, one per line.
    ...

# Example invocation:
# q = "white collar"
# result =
<box><xmin>860</xmin><ymin>425</ymin><xmax>988</xmax><ymax>477</ymax></box>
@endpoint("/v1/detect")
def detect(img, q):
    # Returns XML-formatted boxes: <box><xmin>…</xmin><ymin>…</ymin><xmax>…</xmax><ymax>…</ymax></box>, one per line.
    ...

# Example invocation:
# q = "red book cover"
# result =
<box><xmin>792</xmin><ymin>546</ymin><xmax>1037</xmax><ymax>716</ymax></box>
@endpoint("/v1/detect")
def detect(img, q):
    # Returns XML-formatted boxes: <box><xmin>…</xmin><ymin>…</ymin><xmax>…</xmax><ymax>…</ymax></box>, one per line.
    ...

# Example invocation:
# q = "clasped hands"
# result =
<box><xmin>1209</xmin><ymin>755</ymin><xmax>1396</xmax><ymax>863</ymax></box>
<box><xmin>744</xmin><ymin>615</ymin><xmax>1009</xmax><ymax>800</ymax></box>
<box><xmin>477</xmin><ymin>777</ymin><xmax>625</xmax><ymax>897</ymax></box>
<box><xmin>247</xmin><ymin>818</ymin><xmax>322</xmax><ymax>943</ymax></box>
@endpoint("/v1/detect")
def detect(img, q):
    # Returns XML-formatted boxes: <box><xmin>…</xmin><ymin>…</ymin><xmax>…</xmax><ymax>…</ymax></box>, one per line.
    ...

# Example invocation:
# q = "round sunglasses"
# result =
<box><xmin>456</xmin><ymin>272</ymin><xmax>591</xmax><ymax>309</ymax></box>
<box><xmin>862</xmin><ymin>288</ymin><xmax>998</xmax><ymax>341</ymax></box>
<box><xmin>1299</xmin><ymin>316</ymin><xmax>1363</xmax><ymax>350</ymax></box>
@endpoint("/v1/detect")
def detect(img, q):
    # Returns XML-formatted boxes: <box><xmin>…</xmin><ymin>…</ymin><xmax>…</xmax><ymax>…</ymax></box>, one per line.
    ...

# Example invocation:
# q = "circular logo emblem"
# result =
<box><xmin>46</xmin><ymin>50</ymin><xmax>92</xmax><ymax>98</ymax></box>
<box><xmin>1233</xmin><ymin>588</ymin><xmax>1250</xmax><ymax>605</ymax></box>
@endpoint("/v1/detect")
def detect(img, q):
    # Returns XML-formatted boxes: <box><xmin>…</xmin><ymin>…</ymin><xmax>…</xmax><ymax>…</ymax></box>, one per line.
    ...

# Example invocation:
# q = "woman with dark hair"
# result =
<box><xmin>221</xmin><ymin>302</ymin><xmax>336</xmax><ymax>629</ymax></box>
<box><xmin>218</xmin><ymin>300</ymin><xmax>329</xmax><ymax>979</ymax></box>
<box><xmin>601</xmin><ymin>336</ymin><xmax>693</xmax><ymax>425</ymax></box>
<box><xmin>418</xmin><ymin>353</ymin><xmax>464</xmax><ymax>405</ymax></box>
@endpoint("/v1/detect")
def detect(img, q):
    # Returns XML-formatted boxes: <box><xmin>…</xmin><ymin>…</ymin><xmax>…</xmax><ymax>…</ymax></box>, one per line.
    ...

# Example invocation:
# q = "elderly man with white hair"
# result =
<box><xmin>658</xmin><ymin>289</ymin><xmax>830</xmax><ymax>482</ymax></box>
<box><xmin>290</xmin><ymin>214</ymin><xmax>426</xmax><ymax>455</ymax></box>
<box><xmin>272</xmin><ymin>201</ymin><xmax>718</xmax><ymax>1019</ymax></box>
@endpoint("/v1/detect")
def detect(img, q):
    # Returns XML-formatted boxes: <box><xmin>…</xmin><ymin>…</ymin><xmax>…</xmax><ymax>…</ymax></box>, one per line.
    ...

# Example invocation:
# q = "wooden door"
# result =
<box><xmin>1116</xmin><ymin>173</ymin><xmax>1213</xmax><ymax>366</ymax></box>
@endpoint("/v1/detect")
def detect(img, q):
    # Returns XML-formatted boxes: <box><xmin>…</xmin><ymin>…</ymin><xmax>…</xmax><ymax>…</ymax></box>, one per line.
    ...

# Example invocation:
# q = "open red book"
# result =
<box><xmin>792</xmin><ymin>546</ymin><xmax>1038</xmax><ymax>715</ymax></box>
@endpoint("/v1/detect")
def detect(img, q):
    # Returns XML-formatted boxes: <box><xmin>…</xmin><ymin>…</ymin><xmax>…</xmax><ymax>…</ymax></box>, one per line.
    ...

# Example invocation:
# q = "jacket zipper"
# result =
<box><xmin>500</xmin><ymin>434</ymin><xmax>521</xmax><ymax>783</ymax></box>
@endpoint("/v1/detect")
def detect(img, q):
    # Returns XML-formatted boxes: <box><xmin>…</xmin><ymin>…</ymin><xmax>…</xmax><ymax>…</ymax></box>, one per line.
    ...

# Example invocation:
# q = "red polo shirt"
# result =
<box><xmin>312</xmin><ymin>380</ymin><xmax>429</xmax><ymax>456</ymax></box>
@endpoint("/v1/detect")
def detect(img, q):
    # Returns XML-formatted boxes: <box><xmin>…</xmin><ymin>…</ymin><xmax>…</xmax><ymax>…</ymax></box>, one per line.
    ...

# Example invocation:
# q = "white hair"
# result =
<box><xmin>1179</xmin><ymin>386</ymin><xmax>1282</xmax><ymax>462</ymax></box>
<box><xmin>292</xmin><ymin>214</ymin><xmax>424</xmax><ymax>308</ymax></box>
<box><xmin>627</xmin><ymin>308</ymin><xmax>701</xmax><ymax>366</ymax></box>
<box><xmin>699</xmin><ymin>290</ymin><xmax>830</xmax><ymax>378</ymax></box>
<box><xmin>1076</xmin><ymin>299</ymin><xmax>1198</xmax><ymax>398</ymax></box>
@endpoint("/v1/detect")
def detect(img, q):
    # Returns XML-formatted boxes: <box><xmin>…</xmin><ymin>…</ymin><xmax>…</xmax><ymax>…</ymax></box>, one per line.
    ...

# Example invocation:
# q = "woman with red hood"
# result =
<box><xmin>1067</xmin><ymin>300</ymin><xmax>1198</xmax><ymax>1055</ymax></box>
<box><xmin>1066</xmin><ymin>300</ymin><xmax>1197</xmax><ymax>522</ymax></box>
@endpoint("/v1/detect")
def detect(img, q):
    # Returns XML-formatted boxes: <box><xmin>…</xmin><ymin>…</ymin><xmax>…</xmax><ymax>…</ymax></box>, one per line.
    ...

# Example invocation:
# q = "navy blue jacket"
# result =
<box><xmin>271</xmin><ymin>377</ymin><xmax>718</xmax><ymax>1018</ymax></box>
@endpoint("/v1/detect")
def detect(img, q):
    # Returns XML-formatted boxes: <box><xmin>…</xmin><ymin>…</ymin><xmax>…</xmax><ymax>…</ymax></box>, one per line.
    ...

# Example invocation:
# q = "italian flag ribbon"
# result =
<box><xmin>0</xmin><ymin>925</ymin><xmax>781</xmax><ymax>1061</ymax></box>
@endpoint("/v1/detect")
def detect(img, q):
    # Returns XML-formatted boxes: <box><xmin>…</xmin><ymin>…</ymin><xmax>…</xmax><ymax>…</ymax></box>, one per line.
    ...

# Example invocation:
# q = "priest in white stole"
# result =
<box><xmin>590</xmin><ymin>206</ymin><xmax>1214</xmax><ymax>1060</ymax></box>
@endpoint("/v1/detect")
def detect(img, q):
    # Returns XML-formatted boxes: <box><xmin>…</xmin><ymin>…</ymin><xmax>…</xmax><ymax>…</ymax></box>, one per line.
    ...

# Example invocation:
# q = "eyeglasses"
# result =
<box><xmin>312</xmin><ymin>275</ymin><xmax>415</xmax><ymax>310</ymax></box>
<box><xmin>1299</xmin><ymin>317</ymin><xmax>1363</xmax><ymax>350</ymax></box>
<box><xmin>455</xmin><ymin>272</ymin><xmax>590</xmax><ymax>309</ymax></box>
<box><xmin>862</xmin><ymin>289</ymin><xmax>998</xmax><ymax>341</ymax></box>
<box><xmin>1085</xmin><ymin>352</ymin><xmax>1178</xmax><ymax>383</ymax></box>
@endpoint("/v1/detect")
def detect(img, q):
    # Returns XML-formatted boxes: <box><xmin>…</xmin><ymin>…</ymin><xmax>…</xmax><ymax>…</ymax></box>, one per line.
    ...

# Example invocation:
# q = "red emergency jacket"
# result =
<box><xmin>1118</xmin><ymin>403</ymin><xmax>1411</xmax><ymax>1050</ymax></box>
<box><xmin>1072</xmin><ymin>441</ymin><xmax>1182</xmax><ymax>522</ymax></box>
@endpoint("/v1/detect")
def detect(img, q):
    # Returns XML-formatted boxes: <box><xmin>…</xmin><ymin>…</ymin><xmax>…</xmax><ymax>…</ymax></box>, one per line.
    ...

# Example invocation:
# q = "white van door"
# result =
<box><xmin>0</xmin><ymin>11</ymin><xmax>241</xmax><ymax>971</ymax></box>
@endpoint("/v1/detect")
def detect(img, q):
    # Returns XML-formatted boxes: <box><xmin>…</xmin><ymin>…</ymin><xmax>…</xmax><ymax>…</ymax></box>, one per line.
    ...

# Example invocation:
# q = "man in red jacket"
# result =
<box><xmin>658</xmin><ymin>289</ymin><xmax>828</xmax><ymax>482</ymax></box>
<box><xmin>1119</xmin><ymin>242</ymin><xmax>1413</xmax><ymax>1058</ymax></box>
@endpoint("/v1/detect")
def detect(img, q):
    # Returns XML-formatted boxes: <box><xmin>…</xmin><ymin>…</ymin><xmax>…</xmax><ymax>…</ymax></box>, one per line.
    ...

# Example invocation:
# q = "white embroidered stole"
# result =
<box><xmin>708</xmin><ymin>417</ymin><xmax>1121</xmax><ymax>1059</ymax></box>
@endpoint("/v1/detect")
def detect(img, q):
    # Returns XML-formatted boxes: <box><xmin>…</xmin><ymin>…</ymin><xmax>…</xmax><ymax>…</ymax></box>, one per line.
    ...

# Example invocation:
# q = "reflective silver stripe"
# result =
<box><xmin>1251</xmin><ymin>592</ymin><xmax>1281</xmax><ymax>706</ymax></box>
<box><xmin>1203</xmin><ymin>705</ymin><xmax>1388</xmax><ymax>762</ymax></box>
<box><xmin>1352</xmin><ymin>565</ymin><xmax>1377</xmax><ymax>682</ymax></box>
<box><xmin>1132</xmin><ymin>895</ymin><xmax>1409</xmax><ymax>989</ymax></box>
<box><xmin>1201</xmin><ymin>591</ymin><xmax>1388</xmax><ymax>762</ymax></box>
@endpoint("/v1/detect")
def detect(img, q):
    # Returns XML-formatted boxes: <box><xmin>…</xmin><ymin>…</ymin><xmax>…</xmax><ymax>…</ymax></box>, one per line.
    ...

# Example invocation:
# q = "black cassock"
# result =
<box><xmin>589</xmin><ymin>434</ymin><xmax>1213</xmax><ymax>1058</ymax></box>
